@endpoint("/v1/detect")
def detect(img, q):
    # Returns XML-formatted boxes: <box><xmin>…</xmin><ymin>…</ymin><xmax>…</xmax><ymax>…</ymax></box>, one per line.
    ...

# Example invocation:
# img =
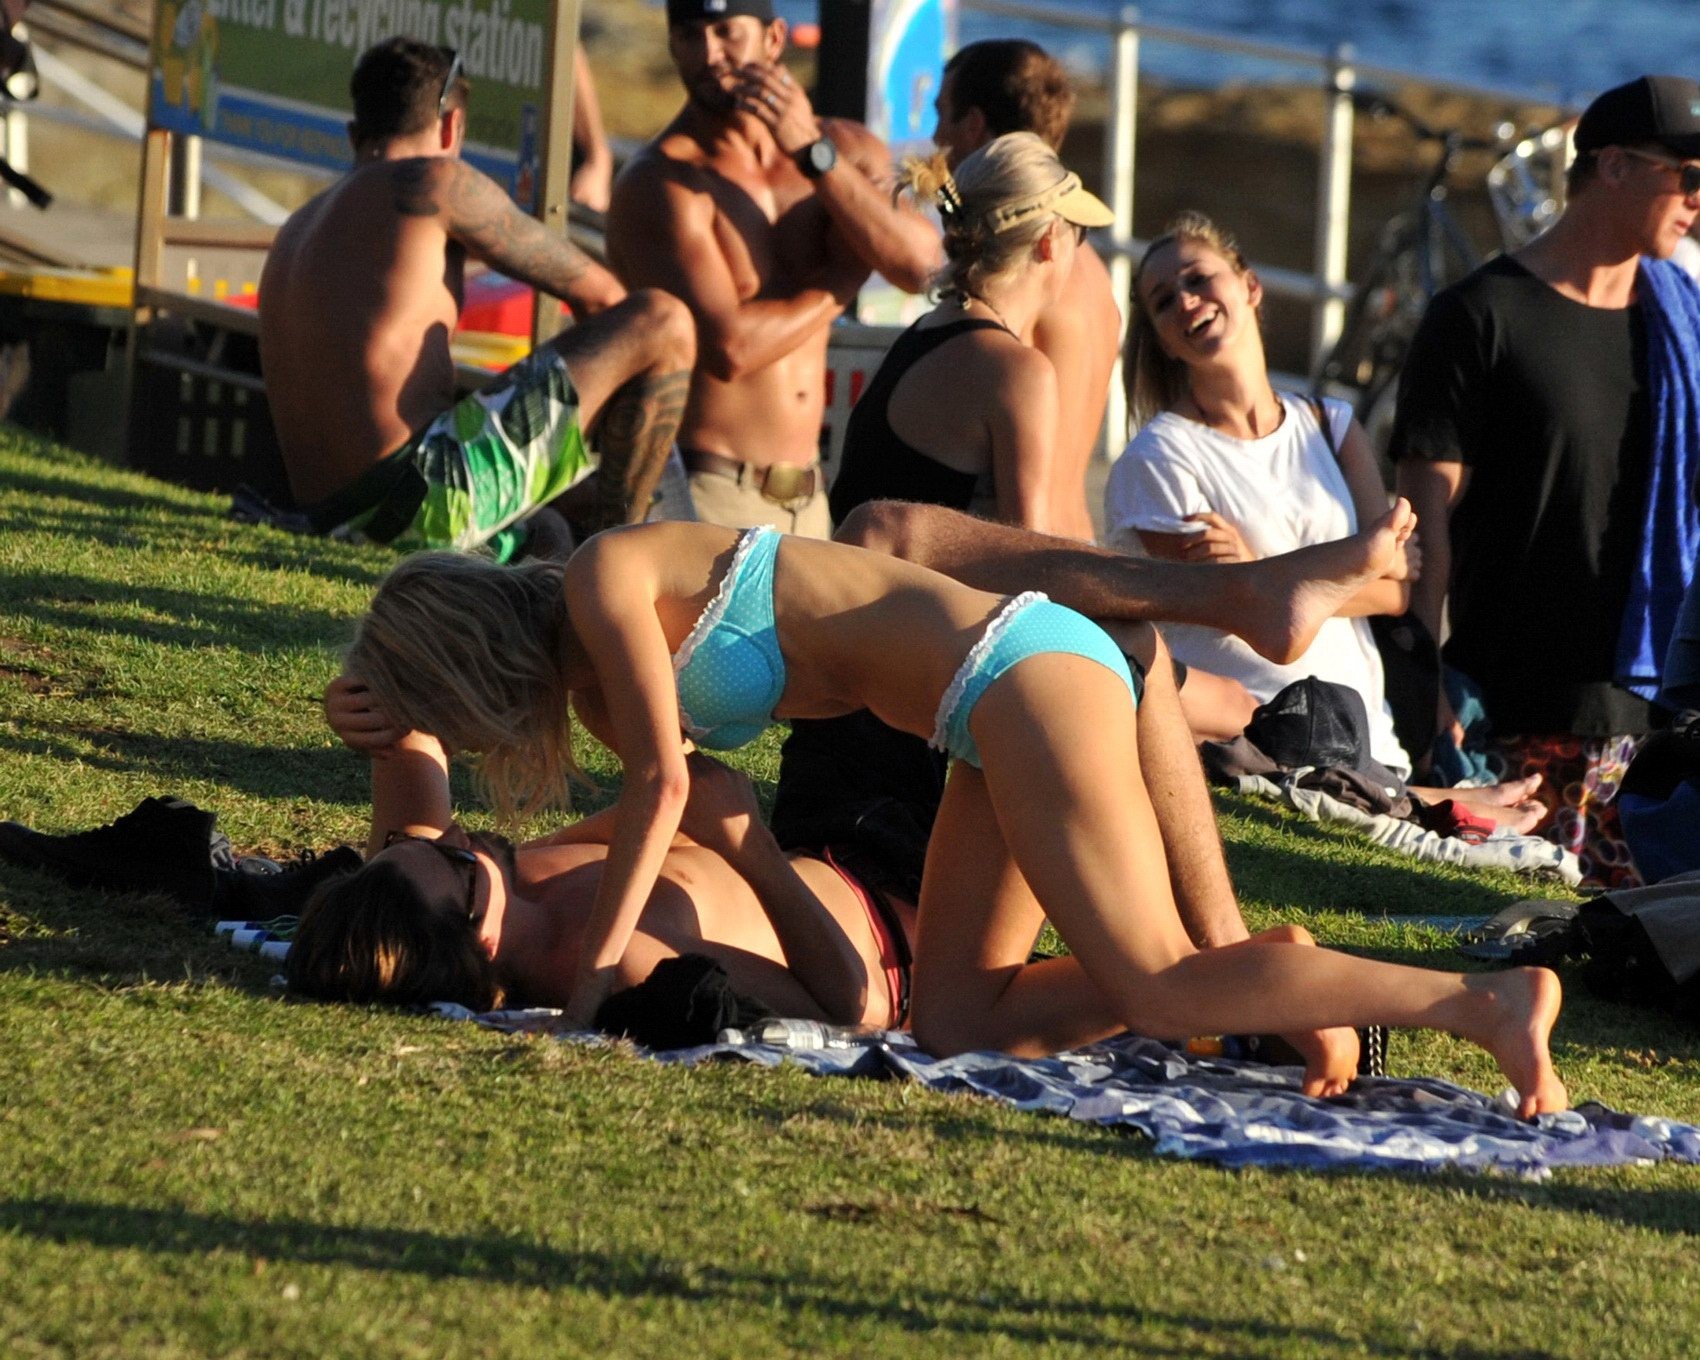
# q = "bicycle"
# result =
<box><xmin>1312</xmin><ymin>92</ymin><xmax>1554</xmax><ymax>467</ymax></box>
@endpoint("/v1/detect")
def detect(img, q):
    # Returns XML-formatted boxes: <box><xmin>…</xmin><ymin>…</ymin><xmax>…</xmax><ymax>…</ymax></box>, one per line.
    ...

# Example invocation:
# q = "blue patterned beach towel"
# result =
<box><xmin>430</xmin><ymin>1006</ymin><xmax>1700</xmax><ymax>1179</ymax></box>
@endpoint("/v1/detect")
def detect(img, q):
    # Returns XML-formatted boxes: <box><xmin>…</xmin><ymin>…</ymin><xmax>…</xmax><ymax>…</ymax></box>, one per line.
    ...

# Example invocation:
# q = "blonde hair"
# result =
<box><xmin>345</xmin><ymin>551</ymin><xmax>586</xmax><ymax>820</ymax></box>
<box><xmin>1125</xmin><ymin>211</ymin><xmax>1256</xmax><ymax>427</ymax></box>
<box><xmin>901</xmin><ymin>131</ymin><xmax>1077</xmax><ymax>301</ymax></box>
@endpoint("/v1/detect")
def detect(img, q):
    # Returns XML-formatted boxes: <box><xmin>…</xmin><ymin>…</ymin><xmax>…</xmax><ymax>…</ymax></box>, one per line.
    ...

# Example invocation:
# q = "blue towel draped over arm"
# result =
<box><xmin>1617</xmin><ymin>258</ymin><xmax>1700</xmax><ymax>701</ymax></box>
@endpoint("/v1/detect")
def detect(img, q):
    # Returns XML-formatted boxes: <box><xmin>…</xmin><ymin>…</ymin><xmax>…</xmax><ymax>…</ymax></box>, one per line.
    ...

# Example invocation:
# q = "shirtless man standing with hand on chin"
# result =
<box><xmin>607</xmin><ymin>0</ymin><xmax>939</xmax><ymax>537</ymax></box>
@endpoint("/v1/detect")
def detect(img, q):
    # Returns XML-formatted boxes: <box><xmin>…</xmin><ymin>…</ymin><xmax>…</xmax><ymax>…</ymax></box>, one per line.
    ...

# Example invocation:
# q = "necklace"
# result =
<box><xmin>1184</xmin><ymin>386</ymin><xmax>1285</xmax><ymax>437</ymax></box>
<box><xmin>957</xmin><ymin>291</ymin><xmax>1018</xmax><ymax>337</ymax></box>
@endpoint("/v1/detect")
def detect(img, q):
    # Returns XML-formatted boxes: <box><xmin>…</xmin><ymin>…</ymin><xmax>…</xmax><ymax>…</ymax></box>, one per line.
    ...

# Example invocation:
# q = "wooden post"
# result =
<box><xmin>122</xmin><ymin>125</ymin><xmax>173</xmax><ymax>467</ymax></box>
<box><xmin>531</xmin><ymin>0</ymin><xmax>582</xmax><ymax>349</ymax></box>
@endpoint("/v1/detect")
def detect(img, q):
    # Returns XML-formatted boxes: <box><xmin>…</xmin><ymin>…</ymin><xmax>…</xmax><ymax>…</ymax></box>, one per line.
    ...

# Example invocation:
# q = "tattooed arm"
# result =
<box><xmin>390</xmin><ymin>157</ymin><xmax>626</xmax><ymax>315</ymax></box>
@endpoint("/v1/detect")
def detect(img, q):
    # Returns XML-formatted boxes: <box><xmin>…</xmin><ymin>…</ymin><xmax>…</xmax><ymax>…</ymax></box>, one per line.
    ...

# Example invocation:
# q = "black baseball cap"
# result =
<box><xmin>665</xmin><ymin>0</ymin><xmax>774</xmax><ymax>26</ymax></box>
<box><xmin>1576</xmin><ymin>75</ymin><xmax>1700</xmax><ymax>159</ymax></box>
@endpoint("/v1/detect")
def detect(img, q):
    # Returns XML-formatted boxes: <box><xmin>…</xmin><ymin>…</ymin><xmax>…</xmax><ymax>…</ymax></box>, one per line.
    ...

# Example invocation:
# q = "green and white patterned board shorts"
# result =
<box><xmin>304</xmin><ymin>348</ymin><xmax>587</xmax><ymax>564</ymax></box>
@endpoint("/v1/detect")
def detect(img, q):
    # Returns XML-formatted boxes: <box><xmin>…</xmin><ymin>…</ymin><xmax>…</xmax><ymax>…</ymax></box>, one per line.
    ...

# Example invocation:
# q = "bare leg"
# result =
<box><xmin>548</xmin><ymin>289</ymin><xmax>695</xmax><ymax>531</ymax></box>
<box><xmin>837</xmin><ymin>499</ymin><xmax>1415</xmax><ymax>665</ymax></box>
<box><xmin>1174</xmin><ymin>667</ymin><xmax>1259</xmax><ymax>743</ymax></box>
<box><xmin>915</xmin><ymin>655</ymin><xmax>1566</xmax><ymax>1117</ymax></box>
<box><xmin>1095</xmin><ymin>621</ymin><xmax>1245</xmax><ymax>950</ymax></box>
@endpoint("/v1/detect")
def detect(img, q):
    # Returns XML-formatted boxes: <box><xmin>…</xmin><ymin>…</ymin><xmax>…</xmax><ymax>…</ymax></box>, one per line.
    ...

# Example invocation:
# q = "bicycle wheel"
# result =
<box><xmin>1314</xmin><ymin>217</ymin><xmax>1419</xmax><ymax>397</ymax></box>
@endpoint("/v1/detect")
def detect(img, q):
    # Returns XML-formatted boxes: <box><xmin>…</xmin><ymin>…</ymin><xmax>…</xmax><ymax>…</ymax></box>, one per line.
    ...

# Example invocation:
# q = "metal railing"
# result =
<box><xmin>10</xmin><ymin>0</ymin><xmax>1574</xmax><ymax>442</ymax></box>
<box><xmin>962</xmin><ymin>0</ymin><xmax>1575</xmax><ymax>450</ymax></box>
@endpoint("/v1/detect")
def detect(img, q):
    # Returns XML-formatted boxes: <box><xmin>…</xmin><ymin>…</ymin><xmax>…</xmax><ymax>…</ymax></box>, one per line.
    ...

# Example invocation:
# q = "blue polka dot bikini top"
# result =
<box><xmin>671</xmin><ymin>527</ymin><xmax>788</xmax><ymax>750</ymax></box>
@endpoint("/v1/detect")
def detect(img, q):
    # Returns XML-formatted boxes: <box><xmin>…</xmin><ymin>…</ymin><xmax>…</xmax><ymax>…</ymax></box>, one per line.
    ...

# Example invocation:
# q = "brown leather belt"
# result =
<box><xmin>681</xmin><ymin>449</ymin><xmax>819</xmax><ymax>504</ymax></box>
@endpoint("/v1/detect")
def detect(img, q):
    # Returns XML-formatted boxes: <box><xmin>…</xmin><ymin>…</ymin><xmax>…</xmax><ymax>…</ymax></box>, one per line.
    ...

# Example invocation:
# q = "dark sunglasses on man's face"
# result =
<box><xmin>438</xmin><ymin>49</ymin><xmax>464</xmax><ymax>119</ymax></box>
<box><xmin>1622</xmin><ymin>146</ymin><xmax>1700</xmax><ymax>197</ymax></box>
<box><xmin>384</xmin><ymin>830</ymin><xmax>483</xmax><ymax>925</ymax></box>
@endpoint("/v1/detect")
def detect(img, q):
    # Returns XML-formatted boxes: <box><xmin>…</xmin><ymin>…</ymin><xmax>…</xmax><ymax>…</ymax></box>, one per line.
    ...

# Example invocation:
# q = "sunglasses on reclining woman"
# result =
<box><xmin>384</xmin><ymin>830</ymin><xmax>484</xmax><ymax>926</ymax></box>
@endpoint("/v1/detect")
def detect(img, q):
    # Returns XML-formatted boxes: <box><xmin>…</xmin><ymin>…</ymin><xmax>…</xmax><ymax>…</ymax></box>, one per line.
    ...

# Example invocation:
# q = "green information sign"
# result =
<box><xmin>146</xmin><ymin>0</ymin><xmax>551</xmax><ymax>201</ymax></box>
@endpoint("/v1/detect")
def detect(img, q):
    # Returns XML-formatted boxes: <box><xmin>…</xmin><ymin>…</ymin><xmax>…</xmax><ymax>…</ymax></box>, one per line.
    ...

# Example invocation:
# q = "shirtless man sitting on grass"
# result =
<box><xmin>260</xmin><ymin>37</ymin><xmax>695</xmax><ymax>562</ymax></box>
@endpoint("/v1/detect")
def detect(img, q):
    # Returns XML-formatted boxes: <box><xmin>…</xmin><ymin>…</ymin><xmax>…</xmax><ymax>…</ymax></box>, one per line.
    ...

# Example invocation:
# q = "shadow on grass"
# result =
<box><xmin>3</xmin><ymin>502</ymin><xmax>391</xmax><ymax>593</ymax></box>
<box><xmin>220</xmin><ymin>540</ymin><xmax>390</xmax><ymax>591</ymax></box>
<box><xmin>0</xmin><ymin>864</ymin><xmax>271</xmax><ymax>991</ymax></box>
<box><xmin>0</xmin><ymin>461</ymin><xmax>219</xmax><ymax>518</ymax></box>
<box><xmin>0</xmin><ymin>729</ymin><xmax>365</xmax><ymax>806</ymax></box>
<box><xmin>0</xmin><ymin>505</ymin><xmax>215</xmax><ymax>554</ymax></box>
<box><xmin>1225</xmin><ymin>834</ymin><xmax>1521</xmax><ymax>920</ymax></box>
<box><xmin>1241</xmin><ymin>1159</ymin><xmax>1700</xmax><ymax>1241</ymax></box>
<box><xmin>0</xmin><ymin>570</ymin><xmax>348</xmax><ymax>653</ymax></box>
<box><xmin>0</xmin><ymin>1196</ymin><xmax>1564</xmax><ymax>1356</ymax></box>
<box><xmin>801</xmin><ymin>1095</ymin><xmax>1700</xmax><ymax>1244</ymax></box>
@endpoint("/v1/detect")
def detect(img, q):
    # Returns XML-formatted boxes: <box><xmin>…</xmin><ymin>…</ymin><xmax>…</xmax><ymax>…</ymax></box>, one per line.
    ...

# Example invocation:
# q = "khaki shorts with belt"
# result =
<box><xmin>681</xmin><ymin>448</ymin><xmax>832</xmax><ymax>539</ymax></box>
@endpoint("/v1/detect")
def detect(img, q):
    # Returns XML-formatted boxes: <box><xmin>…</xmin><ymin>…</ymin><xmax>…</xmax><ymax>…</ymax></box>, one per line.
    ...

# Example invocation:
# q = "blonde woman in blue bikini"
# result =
<box><xmin>338</xmin><ymin>507</ymin><xmax>1571</xmax><ymax>1118</ymax></box>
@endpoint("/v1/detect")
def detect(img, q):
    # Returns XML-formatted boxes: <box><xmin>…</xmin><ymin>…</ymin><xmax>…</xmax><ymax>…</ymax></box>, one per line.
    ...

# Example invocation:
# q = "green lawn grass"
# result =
<box><xmin>3</xmin><ymin>429</ymin><xmax>1698</xmax><ymax>1359</ymax></box>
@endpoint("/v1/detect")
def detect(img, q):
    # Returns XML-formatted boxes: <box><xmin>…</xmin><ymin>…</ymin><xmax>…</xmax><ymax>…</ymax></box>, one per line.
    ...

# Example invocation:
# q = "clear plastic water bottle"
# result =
<box><xmin>751</xmin><ymin>1018</ymin><xmax>884</xmax><ymax>1050</ymax></box>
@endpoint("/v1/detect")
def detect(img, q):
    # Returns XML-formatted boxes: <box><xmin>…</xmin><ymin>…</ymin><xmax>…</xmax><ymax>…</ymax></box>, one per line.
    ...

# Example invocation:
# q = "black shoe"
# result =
<box><xmin>1237</xmin><ymin>1026</ymin><xmax>1391</xmax><ymax>1079</ymax></box>
<box><xmin>0</xmin><ymin>796</ymin><xmax>222</xmax><ymax>910</ymax></box>
<box><xmin>212</xmin><ymin>845</ymin><xmax>363</xmax><ymax>919</ymax></box>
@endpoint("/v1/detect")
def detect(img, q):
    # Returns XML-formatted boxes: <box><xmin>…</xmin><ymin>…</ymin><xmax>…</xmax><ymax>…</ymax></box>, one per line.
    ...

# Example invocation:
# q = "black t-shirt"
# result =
<box><xmin>1389</xmin><ymin>255</ymin><xmax>1657</xmax><ymax>736</ymax></box>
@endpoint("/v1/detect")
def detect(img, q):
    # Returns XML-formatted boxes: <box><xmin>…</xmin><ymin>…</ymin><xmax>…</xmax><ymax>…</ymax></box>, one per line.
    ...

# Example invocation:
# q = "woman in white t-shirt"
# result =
<box><xmin>1107</xmin><ymin>214</ymin><xmax>1542</xmax><ymax>825</ymax></box>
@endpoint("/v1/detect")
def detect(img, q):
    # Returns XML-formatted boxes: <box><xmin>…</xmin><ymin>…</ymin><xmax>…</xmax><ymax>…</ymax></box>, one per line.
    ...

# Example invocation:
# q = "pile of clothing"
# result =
<box><xmin>1204</xmin><ymin>678</ymin><xmax>1580</xmax><ymax>883</ymax></box>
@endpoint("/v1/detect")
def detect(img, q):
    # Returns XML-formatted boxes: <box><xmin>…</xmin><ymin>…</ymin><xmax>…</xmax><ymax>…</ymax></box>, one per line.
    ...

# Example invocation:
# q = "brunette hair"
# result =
<box><xmin>344</xmin><ymin>551</ymin><xmax>586</xmax><ymax>820</ymax></box>
<box><xmin>943</xmin><ymin>40</ymin><xmax>1075</xmax><ymax>152</ymax></box>
<box><xmin>286</xmin><ymin>859</ymin><xmax>503</xmax><ymax>1011</ymax></box>
<box><xmin>1125</xmin><ymin>211</ymin><xmax>1256</xmax><ymax>426</ymax></box>
<box><xmin>349</xmin><ymin>37</ymin><xmax>466</xmax><ymax>148</ymax></box>
<box><xmin>901</xmin><ymin>131</ymin><xmax>1077</xmax><ymax>301</ymax></box>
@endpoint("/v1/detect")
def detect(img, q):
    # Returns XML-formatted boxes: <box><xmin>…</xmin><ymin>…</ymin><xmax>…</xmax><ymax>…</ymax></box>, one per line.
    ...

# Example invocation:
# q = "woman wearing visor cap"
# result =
<box><xmin>828</xmin><ymin>131</ymin><xmax>1115</xmax><ymax>536</ymax></box>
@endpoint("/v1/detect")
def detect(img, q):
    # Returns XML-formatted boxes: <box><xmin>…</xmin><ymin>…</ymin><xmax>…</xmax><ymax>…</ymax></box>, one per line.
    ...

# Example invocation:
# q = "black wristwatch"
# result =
<box><xmin>796</xmin><ymin>137</ymin><xmax>838</xmax><ymax>179</ymax></box>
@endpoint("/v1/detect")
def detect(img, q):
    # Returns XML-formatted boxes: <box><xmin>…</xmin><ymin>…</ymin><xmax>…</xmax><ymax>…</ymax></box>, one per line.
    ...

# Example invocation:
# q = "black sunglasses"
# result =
<box><xmin>438</xmin><ymin>49</ymin><xmax>465</xmax><ymax>119</ymax></box>
<box><xmin>1622</xmin><ymin>146</ymin><xmax>1700</xmax><ymax>198</ymax></box>
<box><xmin>385</xmin><ymin>830</ymin><xmax>483</xmax><ymax>924</ymax></box>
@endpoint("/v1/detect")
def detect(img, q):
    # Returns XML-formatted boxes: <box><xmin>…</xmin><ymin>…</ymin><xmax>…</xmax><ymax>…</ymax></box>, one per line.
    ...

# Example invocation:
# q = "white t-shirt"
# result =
<box><xmin>1104</xmin><ymin>395</ymin><xmax>1410</xmax><ymax>774</ymax></box>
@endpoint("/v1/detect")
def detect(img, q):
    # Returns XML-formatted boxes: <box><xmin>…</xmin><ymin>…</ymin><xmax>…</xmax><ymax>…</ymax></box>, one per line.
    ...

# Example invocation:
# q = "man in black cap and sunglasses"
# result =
<box><xmin>605</xmin><ymin>0</ymin><xmax>939</xmax><ymax>538</ymax></box>
<box><xmin>261</xmin><ymin>37</ymin><xmax>696</xmax><ymax>562</ymax></box>
<box><xmin>1392</xmin><ymin>74</ymin><xmax>1700</xmax><ymax>888</ymax></box>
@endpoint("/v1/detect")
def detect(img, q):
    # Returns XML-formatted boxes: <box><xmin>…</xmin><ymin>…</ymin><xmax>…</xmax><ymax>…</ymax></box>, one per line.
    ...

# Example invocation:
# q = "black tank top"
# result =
<box><xmin>827</xmin><ymin>317</ymin><xmax>1008</xmax><ymax>526</ymax></box>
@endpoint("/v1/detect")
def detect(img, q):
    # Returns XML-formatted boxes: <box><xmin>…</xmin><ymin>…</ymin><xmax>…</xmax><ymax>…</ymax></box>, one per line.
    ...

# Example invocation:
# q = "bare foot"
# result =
<box><xmin>1245</xmin><ymin>924</ymin><xmax>1360</xmax><ymax>1096</ymax></box>
<box><xmin>1449</xmin><ymin>778</ymin><xmax>1548</xmax><ymax>835</ymax></box>
<box><xmin>1232</xmin><ymin>499</ymin><xmax>1417</xmax><ymax>664</ymax></box>
<box><xmin>1467</xmin><ymin>967</ymin><xmax>1568</xmax><ymax>1119</ymax></box>
<box><xmin>1283</xmin><ymin>1025</ymin><xmax>1360</xmax><ymax>1098</ymax></box>
<box><xmin>1411</xmin><ymin>776</ymin><xmax>1548</xmax><ymax>834</ymax></box>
